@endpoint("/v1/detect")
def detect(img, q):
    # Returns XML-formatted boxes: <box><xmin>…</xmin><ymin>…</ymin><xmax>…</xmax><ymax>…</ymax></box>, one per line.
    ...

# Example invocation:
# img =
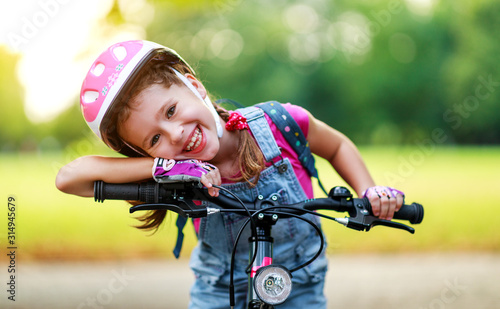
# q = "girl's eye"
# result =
<box><xmin>166</xmin><ymin>105</ymin><xmax>176</xmax><ymax>119</ymax></box>
<box><xmin>151</xmin><ymin>134</ymin><xmax>160</xmax><ymax>146</ymax></box>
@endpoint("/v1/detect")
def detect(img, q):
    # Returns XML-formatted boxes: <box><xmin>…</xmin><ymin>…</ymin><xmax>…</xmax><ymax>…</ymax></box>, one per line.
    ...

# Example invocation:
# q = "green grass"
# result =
<box><xmin>316</xmin><ymin>146</ymin><xmax>500</xmax><ymax>254</ymax></box>
<box><xmin>1</xmin><ymin>146</ymin><xmax>499</xmax><ymax>262</ymax></box>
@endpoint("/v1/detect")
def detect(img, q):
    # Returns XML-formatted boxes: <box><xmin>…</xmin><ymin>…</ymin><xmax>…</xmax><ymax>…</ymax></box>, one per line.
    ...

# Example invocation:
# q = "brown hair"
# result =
<box><xmin>100</xmin><ymin>52</ymin><xmax>265</xmax><ymax>232</ymax></box>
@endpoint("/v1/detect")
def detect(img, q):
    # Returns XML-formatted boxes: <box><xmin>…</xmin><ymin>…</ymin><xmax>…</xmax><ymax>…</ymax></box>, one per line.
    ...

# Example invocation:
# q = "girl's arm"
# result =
<box><xmin>56</xmin><ymin>156</ymin><xmax>221</xmax><ymax>197</ymax></box>
<box><xmin>306</xmin><ymin>111</ymin><xmax>402</xmax><ymax>220</ymax></box>
<box><xmin>55</xmin><ymin>156</ymin><xmax>154</xmax><ymax>197</ymax></box>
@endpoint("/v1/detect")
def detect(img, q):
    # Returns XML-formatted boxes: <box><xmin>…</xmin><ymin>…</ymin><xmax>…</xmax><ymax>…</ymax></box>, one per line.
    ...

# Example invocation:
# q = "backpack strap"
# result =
<box><xmin>172</xmin><ymin>215</ymin><xmax>187</xmax><ymax>259</ymax></box>
<box><xmin>257</xmin><ymin>101</ymin><xmax>328</xmax><ymax>195</ymax></box>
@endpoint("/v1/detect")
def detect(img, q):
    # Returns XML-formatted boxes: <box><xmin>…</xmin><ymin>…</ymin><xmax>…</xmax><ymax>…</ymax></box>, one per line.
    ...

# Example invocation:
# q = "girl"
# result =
<box><xmin>56</xmin><ymin>40</ymin><xmax>404</xmax><ymax>308</ymax></box>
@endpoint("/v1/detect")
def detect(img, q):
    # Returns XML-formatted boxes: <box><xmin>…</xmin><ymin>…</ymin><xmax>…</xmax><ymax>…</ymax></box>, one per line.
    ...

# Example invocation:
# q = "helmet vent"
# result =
<box><xmin>113</xmin><ymin>46</ymin><xmax>127</xmax><ymax>61</ymax></box>
<box><xmin>83</xmin><ymin>90</ymin><xmax>100</xmax><ymax>103</ymax></box>
<box><xmin>92</xmin><ymin>63</ymin><xmax>105</xmax><ymax>77</ymax></box>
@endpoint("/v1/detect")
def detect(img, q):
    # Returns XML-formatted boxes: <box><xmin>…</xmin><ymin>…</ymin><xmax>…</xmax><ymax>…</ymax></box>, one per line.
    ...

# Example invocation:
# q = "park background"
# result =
<box><xmin>1</xmin><ymin>0</ymin><xmax>499</xmax><ymax>308</ymax></box>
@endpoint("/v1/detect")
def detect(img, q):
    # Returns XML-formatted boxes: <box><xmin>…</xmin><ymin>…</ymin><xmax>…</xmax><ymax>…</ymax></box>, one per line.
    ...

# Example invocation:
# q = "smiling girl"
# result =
<box><xmin>56</xmin><ymin>40</ymin><xmax>404</xmax><ymax>308</ymax></box>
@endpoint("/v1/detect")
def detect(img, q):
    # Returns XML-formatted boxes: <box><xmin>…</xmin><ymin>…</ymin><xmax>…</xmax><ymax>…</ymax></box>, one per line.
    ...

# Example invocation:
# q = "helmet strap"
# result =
<box><xmin>172</xmin><ymin>69</ymin><xmax>224</xmax><ymax>138</ymax></box>
<box><xmin>121</xmin><ymin>138</ymin><xmax>149</xmax><ymax>157</ymax></box>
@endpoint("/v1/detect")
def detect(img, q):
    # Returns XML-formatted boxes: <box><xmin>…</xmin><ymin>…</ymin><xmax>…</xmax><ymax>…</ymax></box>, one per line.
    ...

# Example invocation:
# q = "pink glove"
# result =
<box><xmin>362</xmin><ymin>186</ymin><xmax>404</xmax><ymax>200</ymax></box>
<box><xmin>152</xmin><ymin>158</ymin><xmax>216</xmax><ymax>183</ymax></box>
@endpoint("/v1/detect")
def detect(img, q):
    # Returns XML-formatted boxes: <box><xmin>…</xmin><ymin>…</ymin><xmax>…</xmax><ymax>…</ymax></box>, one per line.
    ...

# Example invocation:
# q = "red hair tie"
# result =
<box><xmin>225</xmin><ymin>111</ymin><xmax>249</xmax><ymax>131</ymax></box>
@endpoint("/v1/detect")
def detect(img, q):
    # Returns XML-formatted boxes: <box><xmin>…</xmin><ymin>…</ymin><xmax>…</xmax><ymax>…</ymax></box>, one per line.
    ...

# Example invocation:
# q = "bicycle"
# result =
<box><xmin>94</xmin><ymin>180</ymin><xmax>424</xmax><ymax>309</ymax></box>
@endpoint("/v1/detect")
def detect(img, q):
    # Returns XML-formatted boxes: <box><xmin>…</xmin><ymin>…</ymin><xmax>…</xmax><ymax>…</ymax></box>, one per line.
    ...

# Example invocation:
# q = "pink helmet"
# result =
<box><xmin>80</xmin><ymin>40</ymin><xmax>199</xmax><ymax>142</ymax></box>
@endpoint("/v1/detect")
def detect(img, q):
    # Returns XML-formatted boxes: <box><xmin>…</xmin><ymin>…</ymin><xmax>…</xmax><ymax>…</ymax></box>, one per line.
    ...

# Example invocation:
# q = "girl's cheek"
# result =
<box><xmin>148</xmin><ymin>147</ymin><xmax>160</xmax><ymax>158</ymax></box>
<box><xmin>157</xmin><ymin>145</ymin><xmax>177</xmax><ymax>159</ymax></box>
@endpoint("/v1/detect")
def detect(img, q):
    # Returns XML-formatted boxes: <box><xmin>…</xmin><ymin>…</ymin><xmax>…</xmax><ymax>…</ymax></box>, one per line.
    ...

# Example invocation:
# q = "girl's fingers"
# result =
<box><xmin>369</xmin><ymin>196</ymin><xmax>381</xmax><ymax>217</ymax></box>
<box><xmin>363</xmin><ymin>186</ymin><xmax>405</xmax><ymax>220</ymax></box>
<box><xmin>200</xmin><ymin>169</ymin><xmax>221</xmax><ymax>197</ymax></box>
<box><xmin>378</xmin><ymin>196</ymin><xmax>390</xmax><ymax>220</ymax></box>
<box><xmin>370</xmin><ymin>195</ymin><xmax>398</xmax><ymax>220</ymax></box>
<box><xmin>386</xmin><ymin>196</ymin><xmax>397</xmax><ymax>221</ymax></box>
<box><xmin>208</xmin><ymin>186</ymin><xmax>219</xmax><ymax>197</ymax></box>
<box><xmin>395</xmin><ymin>194</ymin><xmax>404</xmax><ymax>212</ymax></box>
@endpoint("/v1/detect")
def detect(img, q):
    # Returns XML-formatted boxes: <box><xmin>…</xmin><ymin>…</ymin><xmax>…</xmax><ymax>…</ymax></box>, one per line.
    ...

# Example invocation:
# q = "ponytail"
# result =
<box><xmin>213</xmin><ymin>104</ymin><xmax>265</xmax><ymax>186</ymax></box>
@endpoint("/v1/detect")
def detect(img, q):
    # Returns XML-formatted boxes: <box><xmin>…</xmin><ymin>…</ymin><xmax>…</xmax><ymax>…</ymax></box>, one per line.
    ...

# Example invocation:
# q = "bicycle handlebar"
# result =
<box><xmin>94</xmin><ymin>181</ymin><xmax>423</xmax><ymax>233</ymax></box>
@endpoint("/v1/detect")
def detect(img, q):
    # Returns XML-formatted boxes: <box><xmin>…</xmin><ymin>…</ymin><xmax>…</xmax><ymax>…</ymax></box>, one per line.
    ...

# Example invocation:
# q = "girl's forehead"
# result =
<box><xmin>133</xmin><ymin>83</ymin><xmax>169</xmax><ymax>103</ymax></box>
<box><xmin>133</xmin><ymin>83</ymin><xmax>184</xmax><ymax>105</ymax></box>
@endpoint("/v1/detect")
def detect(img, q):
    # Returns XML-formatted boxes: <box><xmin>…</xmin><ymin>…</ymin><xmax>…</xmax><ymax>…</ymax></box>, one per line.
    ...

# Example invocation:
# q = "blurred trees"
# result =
<box><xmin>2</xmin><ymin>0</ymin><xmax>499</xmax><ymax>151</ymax></box>
<box><xmin>143</xmin><ymin>0</ymin><xmax>500</xmax><ymax>145</ymax></box>
<box><xmin>0</xmin><ymin>48</ymin><xmax>33</xmax><ymax>151</ymax></box>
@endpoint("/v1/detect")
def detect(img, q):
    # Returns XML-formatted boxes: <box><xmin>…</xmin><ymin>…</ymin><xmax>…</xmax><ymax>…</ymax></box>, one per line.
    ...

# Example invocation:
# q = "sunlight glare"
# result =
<box><xmin>405</xmin><ymin>0</ymin><xmax>438</xmax><ymax>17</ymax></box>
<box><xmin>0</xmin><ymin>0</ymin><xmax>149</xmax><ymax>123</ymax></box>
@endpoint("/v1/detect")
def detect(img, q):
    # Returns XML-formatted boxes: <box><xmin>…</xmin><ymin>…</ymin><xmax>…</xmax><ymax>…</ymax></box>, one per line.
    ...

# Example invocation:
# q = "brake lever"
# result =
<box><xmin>130</xmin><ymin>202</ymin><xmax>189</xmax><ymax>216</ymax></box>
<box><xmin>129</xmin><ymin>200</ymin><xmax>217</xmax><ymax>218</ymax></box>
<box><xmin>329</xmin><ymin>187</ymin><xmax>415</xmax><ymax>234</ymax></box>
<box><xmin>370</xmin><ymin>219</ymin><xmax>415</xmax><ymax>234</ymax></box>
<box><xmin>351</xmin><ymin>198</ymin><xmax>415</xmax><ymax>233</ymax></box>
<box><xmin>335</xmin><ymin>213</ymin><xmax>416</xmax><ymax>235</ymax></box>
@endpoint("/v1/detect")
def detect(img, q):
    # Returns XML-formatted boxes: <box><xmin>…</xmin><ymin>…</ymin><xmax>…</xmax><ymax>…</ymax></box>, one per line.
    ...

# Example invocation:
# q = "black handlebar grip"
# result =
<box><xmin>94</xmin><ymin>181</ymin><xmax>140</xmax><ymax>203</ymax></box>
<box><xmin>365</xmin><ymin>200</ymin><xmax>424</xmax><ymax>224</ymax></box>
<box><xmin>393</xmin><ymin>203</ymin><xmax>424</xmax><ymax>224</ymax></box>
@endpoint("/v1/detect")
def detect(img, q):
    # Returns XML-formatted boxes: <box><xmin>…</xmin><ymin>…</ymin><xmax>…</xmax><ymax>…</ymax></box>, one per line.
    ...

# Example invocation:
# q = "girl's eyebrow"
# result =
<box><xmin>155</xmin><ymin>100</ymin><xmax>169</xmax><ymax>120</ymax></box>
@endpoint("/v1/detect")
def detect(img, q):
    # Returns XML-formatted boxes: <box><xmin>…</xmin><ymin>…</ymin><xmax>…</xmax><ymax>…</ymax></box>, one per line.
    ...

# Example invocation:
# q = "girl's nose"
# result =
<box><xmin>163</xmin><ymin>123</ymin><xmax>184</xmax><ymax>145</ymax></box>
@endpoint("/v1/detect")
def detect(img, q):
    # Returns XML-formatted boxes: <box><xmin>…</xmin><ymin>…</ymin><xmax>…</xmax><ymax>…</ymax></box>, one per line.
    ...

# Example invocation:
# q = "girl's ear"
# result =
<box><xmin>184</xmin><ymin>73</ymin><xmax>207</xmax><ymax>99</ymax></box>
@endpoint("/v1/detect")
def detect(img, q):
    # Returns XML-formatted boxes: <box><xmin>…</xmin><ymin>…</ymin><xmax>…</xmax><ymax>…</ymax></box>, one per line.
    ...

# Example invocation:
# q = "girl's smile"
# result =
<box><xmin>183</xmin><ymin>125</ymin><xmax>205</xmax><ymax>153</ymax></box>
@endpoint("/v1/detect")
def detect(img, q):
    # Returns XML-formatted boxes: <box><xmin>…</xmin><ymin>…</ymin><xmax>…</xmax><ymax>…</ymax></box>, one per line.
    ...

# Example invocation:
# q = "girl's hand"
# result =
<box><xmin>363</xmin><ymin>186</ymin><xmax>405</xmax><ymax>221</ymax></box>
<box><xmin>200</xmin><ymin>167</ymin><xmax>221</xmax><ymax>197</ymax></box>
<box><xmin>152</xmin><ymin>158</ymin><xmax>221</xmax><ymax>196</ymax></box>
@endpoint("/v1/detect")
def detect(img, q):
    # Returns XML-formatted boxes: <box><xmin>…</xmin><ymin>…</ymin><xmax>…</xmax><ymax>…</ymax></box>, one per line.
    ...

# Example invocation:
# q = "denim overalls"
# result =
<box><xmin>189</xmin><ymin>106</ymin><xmax>328</xmax><ymax>309</ymax></box>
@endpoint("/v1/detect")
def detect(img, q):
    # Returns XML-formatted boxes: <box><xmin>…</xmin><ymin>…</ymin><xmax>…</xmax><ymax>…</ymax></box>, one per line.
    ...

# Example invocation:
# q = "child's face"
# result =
<box><xmin>119</xmin><ymin>79</ymin><xmax>221</xmax><ymax>161</ymax></box>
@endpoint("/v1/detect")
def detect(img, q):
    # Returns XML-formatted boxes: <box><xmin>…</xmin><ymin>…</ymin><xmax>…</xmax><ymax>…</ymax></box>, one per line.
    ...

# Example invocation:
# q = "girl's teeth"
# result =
<box><xmin>186</xmin><ymin>127</ymin><xmax>201</xmax><ymax>151</ymax></box>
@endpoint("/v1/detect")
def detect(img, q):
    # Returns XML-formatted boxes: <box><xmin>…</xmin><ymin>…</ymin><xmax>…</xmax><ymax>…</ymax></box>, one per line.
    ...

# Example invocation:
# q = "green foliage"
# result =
<box><xmin>3</xmin><ymin>0</ymin><xmax>500</xmax><ymax>150</ymax></box>
<box><xmin>141</xmin><ymin>0</ymin><xmax>500</xmax><ymax>145</ymax></box>
<box><xmin>440</xmin><ymin>1</ymin><xmax>500</xmax><ymax>143</ymax></box>
<box><xmin>38</xmin><ymin>102</ymin><xmax>89</xmax><ymax>148</ymax></box>
<box><xmin>0</xmin><ymin>47</ymin><xmax>32</xmax><ymax>150</ymax></box>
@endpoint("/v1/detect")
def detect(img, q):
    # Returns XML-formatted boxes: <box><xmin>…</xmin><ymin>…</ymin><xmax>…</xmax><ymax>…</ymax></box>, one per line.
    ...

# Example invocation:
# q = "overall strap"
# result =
<box><xmin>238</xmin><ymin>106</ymin><xmax>282</xmax><ymax>162</ymax></box>
<box><xmin>257</xmin><ymin>102</ymin><xmax>328</xmax><ymax>195</ymax></box>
